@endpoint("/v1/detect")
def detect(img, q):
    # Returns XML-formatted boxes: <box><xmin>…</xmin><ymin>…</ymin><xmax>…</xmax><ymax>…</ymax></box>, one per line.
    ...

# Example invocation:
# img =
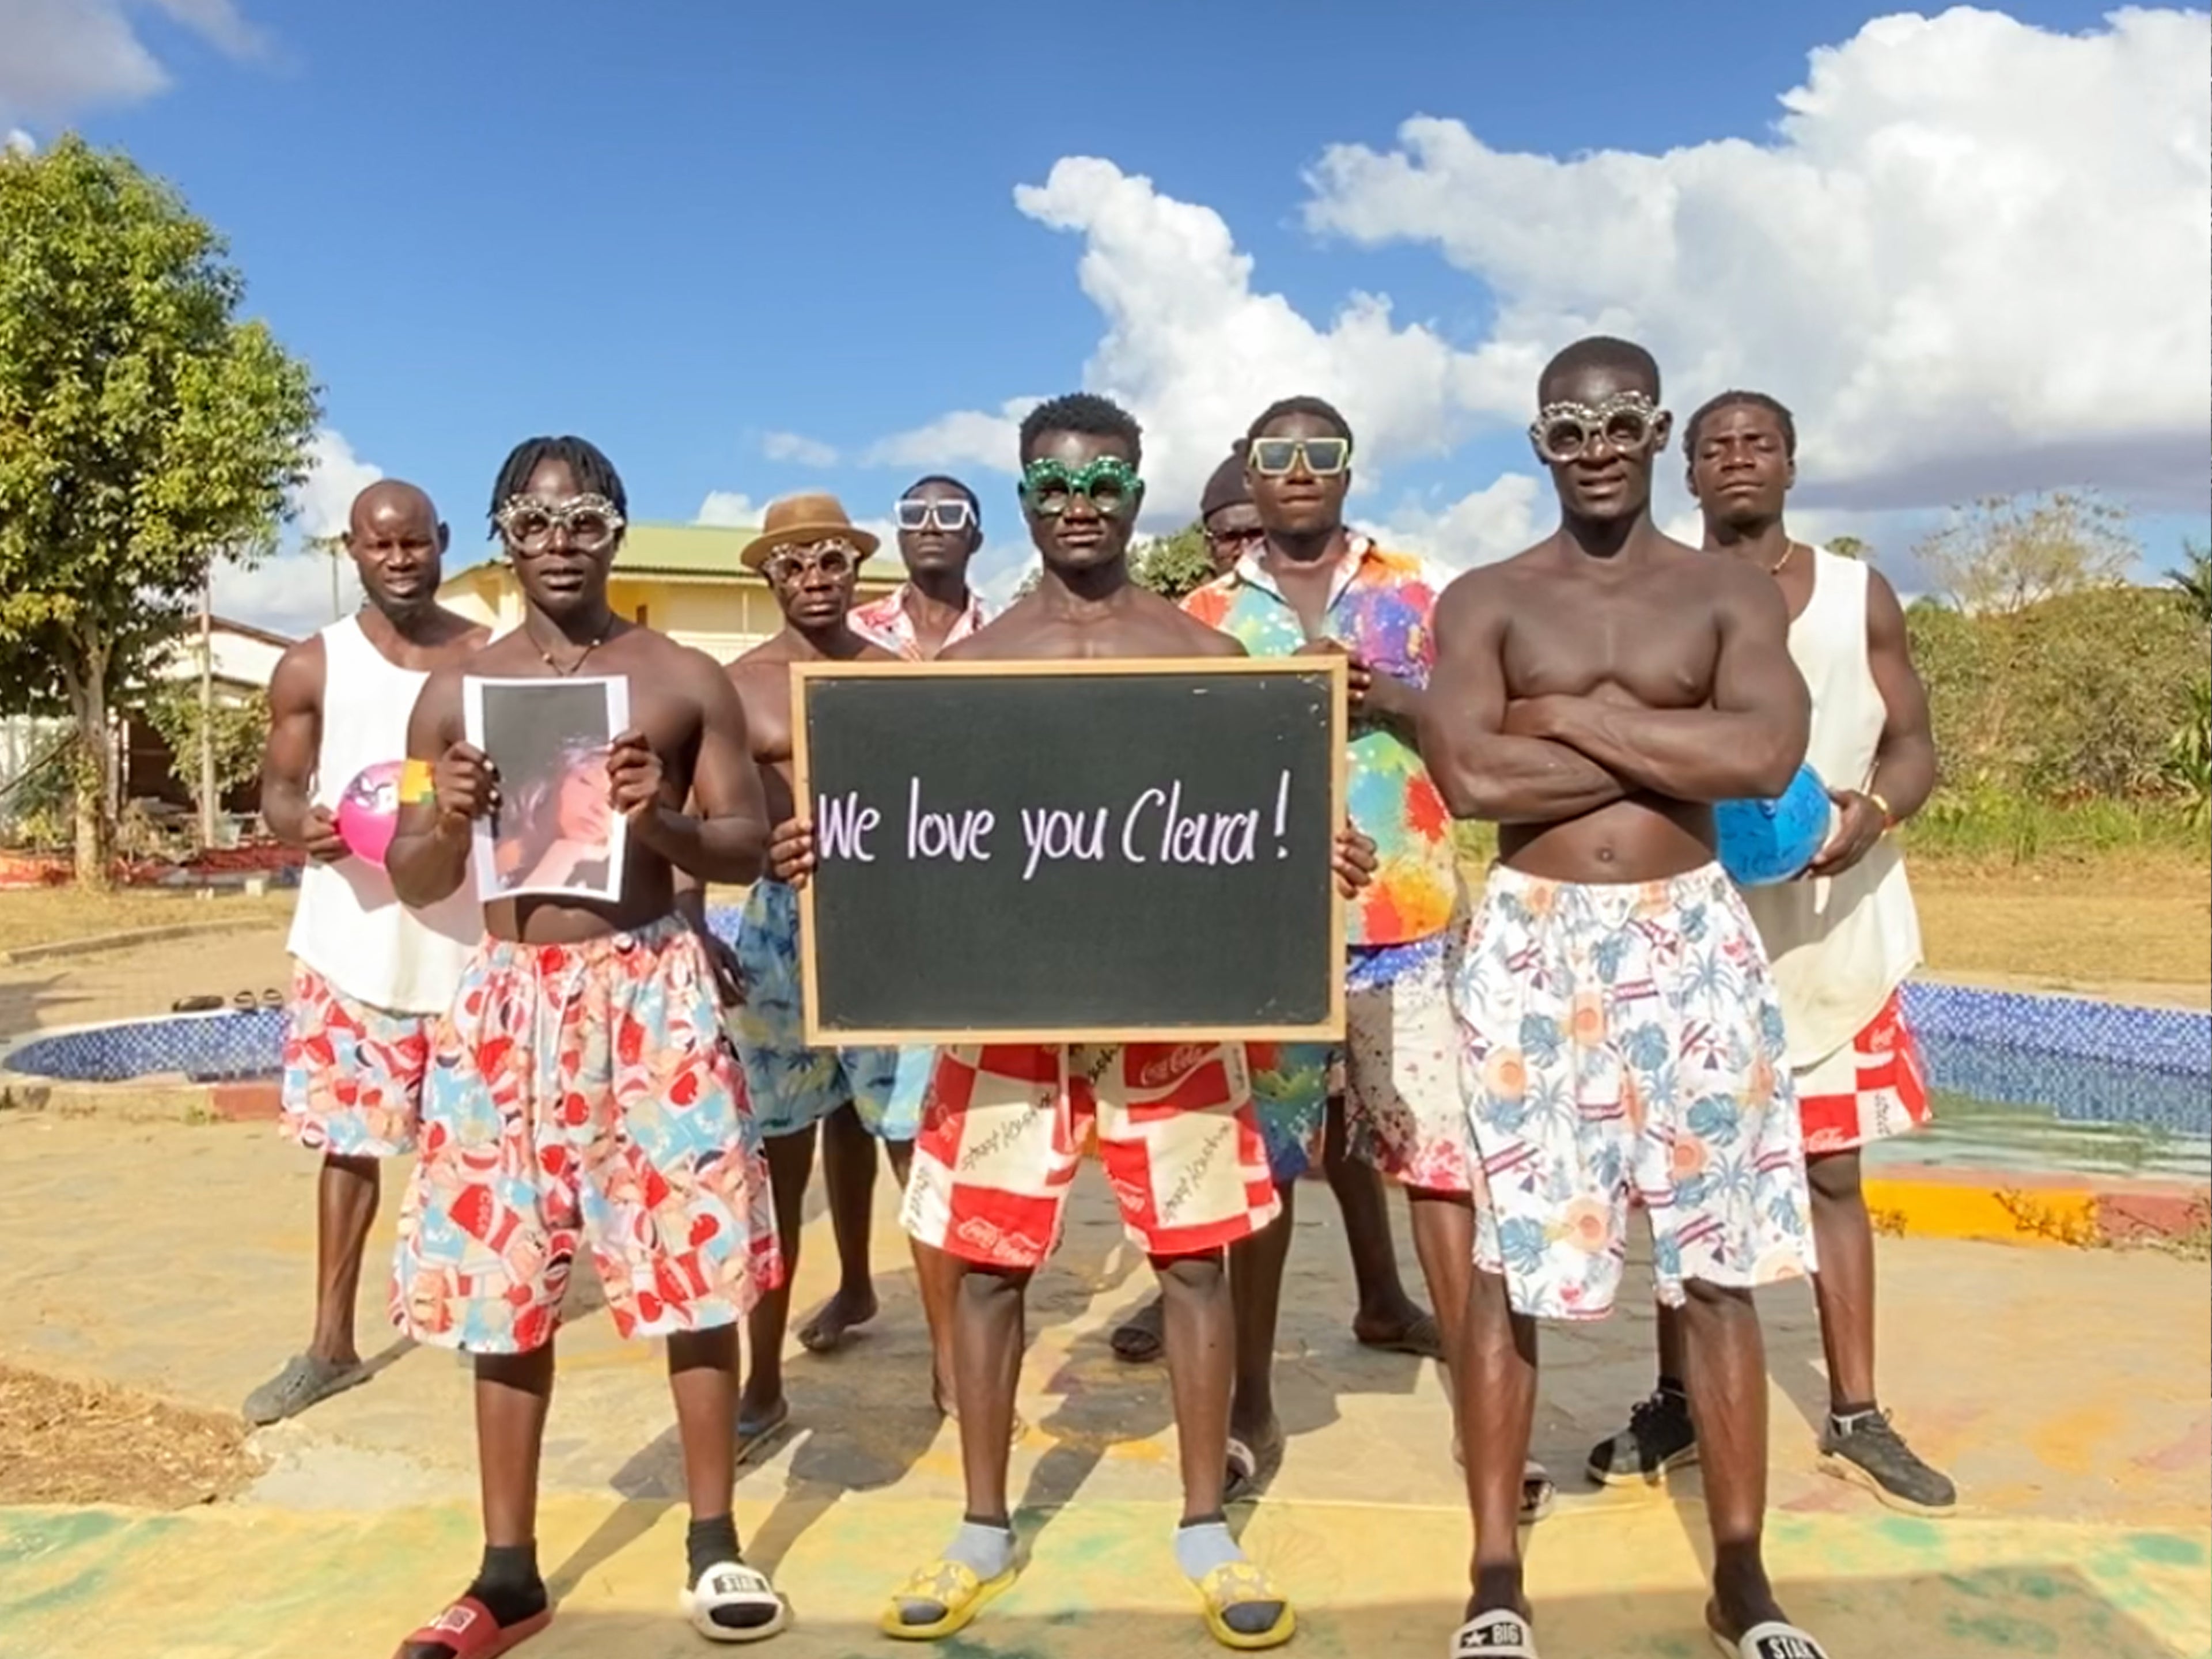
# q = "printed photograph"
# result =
<box><xmin>462</xmin><ymin>676</ymin><xmax>630</xmax><ymax>902</ymax></box>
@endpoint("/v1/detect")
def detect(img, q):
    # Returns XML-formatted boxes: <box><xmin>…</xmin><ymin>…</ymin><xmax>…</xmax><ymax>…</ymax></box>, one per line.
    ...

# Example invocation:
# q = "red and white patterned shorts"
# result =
<box><xmin>900</xmin><ymin>1043</ymin><xmax>1280</xmax><ymax>1270</ymax></box>
<box><xmin>279</xmin><ymin>963</ymin><xmax>430</xmax><ymax>1159</ymax></box>
<box><xmin>1797</xmin><ymin>989</ymin><xmax>1932</xmax><ymax>1157</ymax></box>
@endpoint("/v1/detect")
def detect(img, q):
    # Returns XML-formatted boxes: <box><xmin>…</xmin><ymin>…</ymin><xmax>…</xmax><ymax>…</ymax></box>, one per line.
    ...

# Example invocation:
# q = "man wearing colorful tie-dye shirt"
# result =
<box><xmin>1181</xmin><ymin>396</ymin><xmax>1552</xmax><ymax>1520</ymax></box>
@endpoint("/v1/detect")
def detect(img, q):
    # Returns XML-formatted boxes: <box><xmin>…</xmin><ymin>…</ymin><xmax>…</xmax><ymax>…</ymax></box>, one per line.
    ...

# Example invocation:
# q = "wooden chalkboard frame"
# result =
<box><xmin>789</xmin><ymin>656</ymin><xmax>1350</xmax><ymax>1046</ymax></box>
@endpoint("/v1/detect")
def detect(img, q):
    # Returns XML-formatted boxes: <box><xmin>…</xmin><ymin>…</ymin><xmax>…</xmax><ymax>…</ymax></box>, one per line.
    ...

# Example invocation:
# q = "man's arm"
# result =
<box><xmin>259</xmin><ymin>638</ymin><xmax>346</xmax><ymax>861</ymax></box>
<box><xmin>385</xmin><ymin>669</ymin><xmax>480</xmax><ymax>907</ymax></box>
<box><xmin>1863</xmin><ymin>568</ymin><xmax>1936</xmax><ymax>821</ymax></box>
<box><xmin>1807</xmin><ymin>568</ymin><xmax>1936</xmax><ymax>875</ymax></box>
<box><xmin>628</xmin><ymin>654</ymin><xmax>770</xmax><ymax>885</ymax></box>
<box><xmin>1417</xmin><ymin>572</ymin><xmax>1631</xmax><ymax>823</ymax></box>
<box><xmin>1516</xmin><ymin>573</ymin><xmax>1809</xmax><ymax>804</ymax></box>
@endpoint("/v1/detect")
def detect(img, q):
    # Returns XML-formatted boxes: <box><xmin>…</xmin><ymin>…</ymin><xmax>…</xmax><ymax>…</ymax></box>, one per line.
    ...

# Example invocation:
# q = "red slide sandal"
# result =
<box><xmin>392</xmin><ymin>1596</ymin><xmax>552</xmax><ymax>1659</ymax></box>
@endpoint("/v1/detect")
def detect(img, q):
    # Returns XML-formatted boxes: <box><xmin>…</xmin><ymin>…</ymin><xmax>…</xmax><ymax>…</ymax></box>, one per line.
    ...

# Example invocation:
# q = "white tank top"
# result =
<box><xmin>285</xmin><ymin>616</ymin><xmax>480</xmax><ymax>1013</ymax></box>
<box><xmin>1741</xmin><ymin>548</ymin><xmax>1924</xmax><ymax>1067</ymax></box>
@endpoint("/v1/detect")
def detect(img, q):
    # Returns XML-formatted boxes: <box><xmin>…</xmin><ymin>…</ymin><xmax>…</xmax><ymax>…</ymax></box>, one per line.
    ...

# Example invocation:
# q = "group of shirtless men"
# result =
<box><xmin>245</xmin><ymin>334</ymin><xmax>1948</xmax><ymax>1659</ymax></box>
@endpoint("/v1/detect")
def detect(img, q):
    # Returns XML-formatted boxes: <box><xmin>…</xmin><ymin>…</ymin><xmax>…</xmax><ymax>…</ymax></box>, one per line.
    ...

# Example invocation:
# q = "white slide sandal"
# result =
<box><xmin>681</xmin><ymin>1559</ymin><xmax>789</xmax><ymax>1643</ymax></box>
<box><xmin>1452</xmin><ymin>1608</ymin><xmax>1539</xmax><ymax>1655</ymax></box>
<box><xmin>1710</xmin><ymin>1619</ymin><xmax>1831</xmax><ymax>1658</ymax></box>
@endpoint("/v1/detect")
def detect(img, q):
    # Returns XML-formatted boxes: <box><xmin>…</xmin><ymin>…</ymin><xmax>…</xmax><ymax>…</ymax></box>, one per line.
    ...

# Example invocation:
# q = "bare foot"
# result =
<box><xmin>796</xmin><ymin>1285</ymin><xmax>880</xmax><ymax>1354</ymax></box>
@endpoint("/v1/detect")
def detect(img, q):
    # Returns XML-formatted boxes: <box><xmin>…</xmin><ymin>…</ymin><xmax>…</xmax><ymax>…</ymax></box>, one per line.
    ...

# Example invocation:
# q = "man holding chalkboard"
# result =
<box><xmin>722</xmin><ymin>491</ymin><xmax>954</xmax><ymax>1457</ymax></box>
<box><xmin>385</xmin><ymin>437</ymin><xmax>790</xmax><ymax>1652</ymax></box>
<box><xmin>770</xmin><ymin>393</ymin><xmax>1374</xmax><ymax>1650</ymax></box>
<box><xmin>1421</xmin><ymin>340</ymin><xmax>1824</xmax><ymax>1659</ymax></box>
<box><xmin>1181</xmin><ymin>396</ymin><xmax>1554</xmax><ymax>1521</ymax></box>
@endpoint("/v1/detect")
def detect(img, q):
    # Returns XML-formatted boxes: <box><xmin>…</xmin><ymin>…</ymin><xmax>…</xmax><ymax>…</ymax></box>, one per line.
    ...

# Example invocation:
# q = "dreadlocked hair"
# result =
<box><xmin>1247</xmin><ymin>395</ymin><xmax>1354</xmax><ymax>446</ymax></box>
<box><xmin>1684</xmin><ymin>390</ymin><xmax>1797</xmax><ymax>458</ymax></box>
<box><xmin>487</xmin><ymin>435</ymin><xmax>629</xmax><ymax>532</ymax></box>
<box><xmin>1537</xmin><ymin>336</ymin><xmax>1661</xmax><ymax>404</ymax></box>
<box><xmin>1018</xmin><ymin>392</ymin><xmax>1143</xmax><ymax>467</ymax></box>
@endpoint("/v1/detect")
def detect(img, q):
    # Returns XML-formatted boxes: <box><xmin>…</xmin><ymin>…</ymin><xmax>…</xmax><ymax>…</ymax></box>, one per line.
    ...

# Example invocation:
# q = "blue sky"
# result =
<box><xmin>3</xmin><ymin>1</ymin><xmax>2206</xmax><ymax>632</ymax></box>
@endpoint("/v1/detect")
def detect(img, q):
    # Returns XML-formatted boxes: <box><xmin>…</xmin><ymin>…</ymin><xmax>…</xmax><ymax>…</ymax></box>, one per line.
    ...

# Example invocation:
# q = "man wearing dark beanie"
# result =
<box><xmin>1198</xmin><ymin>441</ymin><xmax>1264</xmax><ymax>576</ymax></box>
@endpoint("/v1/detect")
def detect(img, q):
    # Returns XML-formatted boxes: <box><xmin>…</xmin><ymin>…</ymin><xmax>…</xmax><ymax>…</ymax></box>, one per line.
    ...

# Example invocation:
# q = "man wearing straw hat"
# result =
<box><xmin>721</xmin><ymin>493</ymin><xmax>945</xmax><ymax>1458</ymax></box>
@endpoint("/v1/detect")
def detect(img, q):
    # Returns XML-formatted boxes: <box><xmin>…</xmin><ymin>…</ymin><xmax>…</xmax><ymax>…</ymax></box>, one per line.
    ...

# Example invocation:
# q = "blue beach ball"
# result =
<box><xmin>1715</xmin><ymin>765</ymin><xmax>1834</xmax><ymax>887</ymax></box>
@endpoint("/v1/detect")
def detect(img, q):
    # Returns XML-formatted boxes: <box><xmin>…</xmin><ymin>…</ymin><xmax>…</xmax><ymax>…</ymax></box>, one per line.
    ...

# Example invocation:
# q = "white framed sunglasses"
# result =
<box><xmin>895</xmin><ymin>498</ymin><xmax>976</xmax><ymax>532</ymax></box>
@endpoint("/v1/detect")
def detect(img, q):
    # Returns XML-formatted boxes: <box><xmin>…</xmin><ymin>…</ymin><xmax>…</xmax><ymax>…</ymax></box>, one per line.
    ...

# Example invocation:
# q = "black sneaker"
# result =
<box><xmin>1819</xmin><ymin>1409</ymin><xmax>1957</xmax><ymax>1514</ymax></box>
<box><xmin>1585</xmin><ymin>1387</ymin><xmax>1699</xmax><ymax>1487</ymax></box>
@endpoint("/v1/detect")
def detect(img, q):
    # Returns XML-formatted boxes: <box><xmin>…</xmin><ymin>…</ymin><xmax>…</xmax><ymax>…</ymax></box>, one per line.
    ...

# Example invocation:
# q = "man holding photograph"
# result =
<box><xmin>386</xmin><ymin>435</ymin><xmax>788</xmax><ymax>1654</ymax></box>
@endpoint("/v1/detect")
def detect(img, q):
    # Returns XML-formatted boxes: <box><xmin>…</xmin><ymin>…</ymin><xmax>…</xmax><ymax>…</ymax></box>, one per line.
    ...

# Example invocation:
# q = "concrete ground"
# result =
<box><xmin>1</xmin><ymin>1111</ymin><xmax>2206</xmax><ymax>1658</ymax></box>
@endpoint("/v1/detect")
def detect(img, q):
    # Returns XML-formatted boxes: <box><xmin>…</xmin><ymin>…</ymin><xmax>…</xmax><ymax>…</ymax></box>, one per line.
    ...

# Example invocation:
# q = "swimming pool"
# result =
<box><xmin>5</xmin><ymin>972</ymin><xmax>2206</xmax><ymax>1184</ymax></box>
<box><xmin>1891</xmin><ymin>983</ymin><xmax>2210</xmax><ymax>1182</ymax></box>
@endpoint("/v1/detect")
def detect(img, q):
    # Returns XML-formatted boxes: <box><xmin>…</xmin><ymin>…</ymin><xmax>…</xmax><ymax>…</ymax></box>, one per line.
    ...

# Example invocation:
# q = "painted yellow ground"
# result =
<box><xmin>1</xmin><ymin>1116</ymin><xmax>2206</xmax><ymax>1658</ymax></box>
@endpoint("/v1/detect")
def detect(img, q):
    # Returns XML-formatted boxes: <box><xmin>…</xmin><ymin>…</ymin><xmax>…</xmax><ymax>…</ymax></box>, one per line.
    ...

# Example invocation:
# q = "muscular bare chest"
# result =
<box><xmin>736</xmin><ymin>669</ymin><xmax>796</xmax><ymax>771</ymax></box>
<box><xmin>1502</xmin><ymin>575</ymin><xmax>1721</xmax><ymax>710</ymax></box>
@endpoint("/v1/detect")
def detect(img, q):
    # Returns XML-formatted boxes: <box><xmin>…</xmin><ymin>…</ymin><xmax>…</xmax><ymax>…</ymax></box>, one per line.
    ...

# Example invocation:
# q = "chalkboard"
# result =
<box><xmin>793</xmin><ymin>658</ymin><xmax>1347</xmax><ymax>1044</ymax></box>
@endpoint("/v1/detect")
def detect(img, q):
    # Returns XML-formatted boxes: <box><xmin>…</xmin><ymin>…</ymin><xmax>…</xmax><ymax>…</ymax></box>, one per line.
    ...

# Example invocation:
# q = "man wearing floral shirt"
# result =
<box><xmin>1181</xmin><ymin>396</ymin><xmax>1551</xmax><ymax>1518</ymax></box>
<box><xmin>849</xmin><ymin>475</ymin><xmax>992</xmax><ymax>660</ymax></box>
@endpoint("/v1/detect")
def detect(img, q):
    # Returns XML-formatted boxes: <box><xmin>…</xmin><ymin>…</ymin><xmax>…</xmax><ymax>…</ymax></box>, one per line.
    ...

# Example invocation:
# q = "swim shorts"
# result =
<box><xmin>279</xmin><ymin>963</ymin><xmax>429</xmax><ymax>1159</ymax></box>
<box><xmin>728</xmin><ymin>879</ymin><xmax>933</xmax><ymax>1141</ymax></box>
<box><xmin>1457</xmin><ymin>863</ymin><xmax>1817</xmax><ymax>1321</ymax></box>
<box><xmin>902</xmin><ymin>1043</ymin><xmax>1280</xmax><ymax>1270</ymax></box>
<box><xmin>1797</xmin><ymin>988</ymin><xmax>1931</xmax><ymax>1156</ymax></box>
<box><xmin>391</xmin><ymin>916</ymin><xmax>783</xmax><ymax>1354</ymax></box>
<box><xmin>1248</xmin><ymin>912</ymin><xmax>1475</xmax><ymax>1193</ymax></box>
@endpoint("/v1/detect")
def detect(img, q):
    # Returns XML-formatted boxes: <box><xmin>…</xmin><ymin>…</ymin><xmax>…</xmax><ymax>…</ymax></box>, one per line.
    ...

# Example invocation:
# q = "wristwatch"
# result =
<box><xmin>1866</xmin><ymin>790</ymin><xmax>1896</xmax><ymax>831</ymax></box>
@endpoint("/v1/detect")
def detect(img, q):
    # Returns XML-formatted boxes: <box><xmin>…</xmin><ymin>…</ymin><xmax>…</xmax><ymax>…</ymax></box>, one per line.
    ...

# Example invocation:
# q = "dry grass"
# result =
<box><xmin>1911</xmin><ymin>860</ymin><xmax>2209</xmax><ymax>996</ymax></box>
<box><xmin>0</xmin><ymin>1364</ymin><xmax>262</xmax><ymax>1508</ymax></box>
<box><xmin>0</xmin><ymin>888</ymin><xmax>295</xmax><ymax>955</ymax></box>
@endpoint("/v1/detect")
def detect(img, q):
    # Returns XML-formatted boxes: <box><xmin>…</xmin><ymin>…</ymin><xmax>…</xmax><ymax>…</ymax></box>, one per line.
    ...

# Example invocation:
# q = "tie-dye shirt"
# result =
<box><xmin>849</xmin><ymin>584</ymin><xmax>991</xmax><ymax>660</ymax></box>
<box><xmin>1183</xmin><ymin>538</ymin><xmax>1457</xmax><ymax>947</ymax></box>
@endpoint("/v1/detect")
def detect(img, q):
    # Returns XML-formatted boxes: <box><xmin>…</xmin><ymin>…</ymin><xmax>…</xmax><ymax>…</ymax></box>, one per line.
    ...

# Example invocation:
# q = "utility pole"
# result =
<box><xmin>198</xmin><ymin>571</ymin><xmax>218</xmax><ymax>849</ymax></box>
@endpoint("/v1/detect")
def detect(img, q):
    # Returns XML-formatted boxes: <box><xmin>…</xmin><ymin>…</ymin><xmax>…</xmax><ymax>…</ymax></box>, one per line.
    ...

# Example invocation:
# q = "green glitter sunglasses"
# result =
<box><xmin>1018</xmin><ymin>456</ymin><xmax>1145</xmax><ymax>518</ymax></box>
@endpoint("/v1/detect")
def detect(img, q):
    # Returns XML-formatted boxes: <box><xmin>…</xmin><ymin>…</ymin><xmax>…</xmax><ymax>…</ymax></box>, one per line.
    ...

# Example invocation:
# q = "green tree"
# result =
<box><xmin>1827</xmin><ymin>534</ymin><xmax>1871</xmax><ymax>561</ymax></box>
<box><xmin>1913</xmin><ymin>489</ymin><xmax>2135</xmax><ymax>616</ymax></box>
<box><xmin>2167</xmin><ymin>540</ymin><xmax>2212</xmax><ymax>624</ymax></box>
<box><xmin>0</xmin><ymin>136</ymin><xmax>319</xmax><ymax>886</ymax></box>
<box><xmin>1130</xmin><ymin>521</ymin><xmax>1216</xmax><ymax>601</ymax></box>
<box><xmin>141</xmin><ymin>683</ymin><xmax>271</xmax><ymax>817</ymax></box>
<box><xmin>1006</xmin><ymin>521</ymin><xmax>1218</xmax><ymax>604</ymax></box>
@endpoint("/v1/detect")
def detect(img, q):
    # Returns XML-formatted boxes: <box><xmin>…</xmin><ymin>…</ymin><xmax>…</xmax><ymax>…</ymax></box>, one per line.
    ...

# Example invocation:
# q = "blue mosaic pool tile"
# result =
<box><xmin>1926</xmin><ymin>1034</ymin><xmax>2211</xmax><ymax>1136</ymax></box>
<box><xmin>1902</xmin><ymin>982</ymin><xmax>2211</xmax><ymax>1078</ymax></box>
<box><xmin>6</xmin><ymin>1007</ymin><xmax>284</xmax><ymax>1084</ymax></box>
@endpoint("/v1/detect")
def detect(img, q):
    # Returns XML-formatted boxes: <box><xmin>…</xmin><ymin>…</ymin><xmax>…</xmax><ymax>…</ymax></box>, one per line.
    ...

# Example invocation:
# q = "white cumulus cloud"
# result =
<box><xmin>866</xmin><ymin>397</ymin><xmax>1043</xmax><ymax>476</ymax></box>
<box><xmin>209</xmin><ymin>426</ymin><xmax>380</xmax><ymax>635</ymax></box>
<box><xmin>1302</xmin><ymin>5</ymin><xmax>2211</xmax><ymax>513</ymax></box>
<box><xmin>0</xmin><ymin>0</ymin><xmax>265</xmax><ymax>128</ymax></box>
<box><xmin>761</xmin><ymin>430</ymin><xmax>840</xmax><ymax>468</ymax></box>
<box><xmin>695</xmin><ymin>490</ymin><xmax>762</xmax><ymax>528</ymax></box>
<box><xmin>1380</xmin><ymin>474</ymin><xmax>1543</xmax><ymax>569</ymax></box>
<box><xmin>288</xmin><ymin>427</ymin><xmax>382</xmax><ymax>540</ymax></box>
<box><xmin>866</xmin><ymin>7</ymin><xmax>2206</xmax><ymax>575</ymax></box>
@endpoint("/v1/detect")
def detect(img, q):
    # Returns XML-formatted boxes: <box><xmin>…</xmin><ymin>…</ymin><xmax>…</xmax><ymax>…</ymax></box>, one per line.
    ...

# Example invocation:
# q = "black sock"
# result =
<box><xmin>467</xmin><ymin>1542</ymin><xmax>547</xmax><ymax>1628</ymax></box>
<box><xmin>687</xmin><ymin>1514</ymin><xmax>743</xmax><ymax>1584</ymax></box>
<box><xmin>1657</xmin><ymin>1375</ymin><xmax>1688</xmax><ymax>1402</ymax></box>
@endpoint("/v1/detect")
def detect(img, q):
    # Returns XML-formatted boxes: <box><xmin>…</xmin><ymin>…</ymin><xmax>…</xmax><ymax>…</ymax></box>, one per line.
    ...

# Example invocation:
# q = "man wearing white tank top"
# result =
<box><xmin>244</xmin><ymin>482</ymin><xmax>490</xmax><ymax>1427</ymax></box>
<box><xmin>1585</xmin><ymin>391</ymin><xmax>1956</xmax><ymax>1518</ymax></box>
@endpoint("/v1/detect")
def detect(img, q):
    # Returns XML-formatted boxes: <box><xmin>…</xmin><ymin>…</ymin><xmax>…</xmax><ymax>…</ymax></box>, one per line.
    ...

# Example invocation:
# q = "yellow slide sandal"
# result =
<box><xmin>1191</xmin><ymin>1560</ymin><xmax>1297</xmax><ymax>1651</ymax></box>
<box><xmin>878</xmin><ymin>1558</ymin><xmax>1018</xmax><ymax>1642</ymax></box>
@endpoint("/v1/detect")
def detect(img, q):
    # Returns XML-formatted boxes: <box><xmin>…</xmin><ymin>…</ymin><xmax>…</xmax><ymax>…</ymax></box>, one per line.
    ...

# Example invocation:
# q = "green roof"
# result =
<box><xmin>614</xmin><ymin>522</ymin><xmax>757</xmax><ymax>576</ymax></box>
<box><xmin>442</xmin><ymin>522</ymin><xmax>903</xmax><ymax>590</ymax></box>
